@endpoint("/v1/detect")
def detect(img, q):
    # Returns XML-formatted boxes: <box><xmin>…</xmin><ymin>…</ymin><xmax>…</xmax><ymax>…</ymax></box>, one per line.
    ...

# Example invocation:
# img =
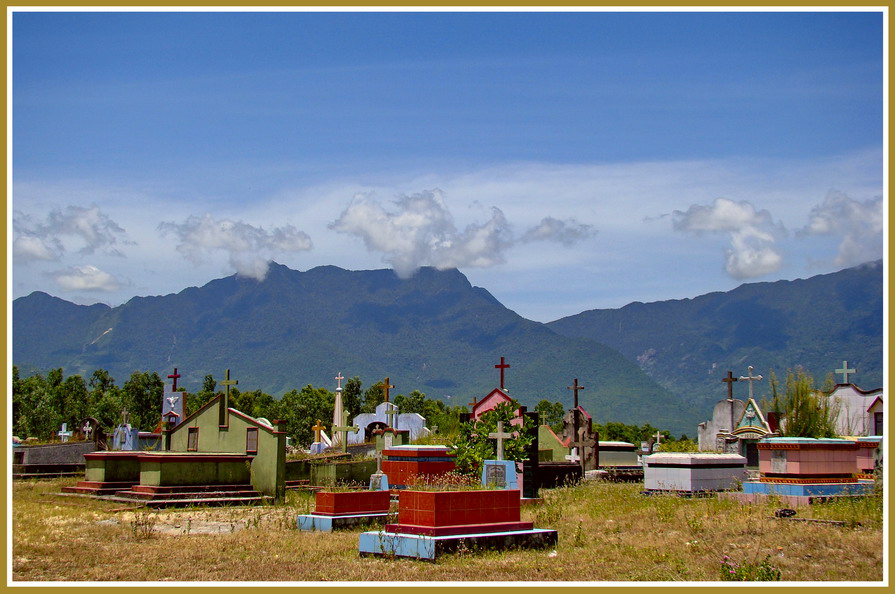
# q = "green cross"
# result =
<box><xmin>384</xmin><ymin>403</ymin><xmax>399</xmax><ymax>430</ymax></box>
<box><xmin>332</xmin><ymin>411</ymin><xmax>359</xmax><ymax>453</ymax></box>
<box><xmin>219</xmin><ymin>368</ymin><xmax>238</xmax><ymax>426</ymax></box>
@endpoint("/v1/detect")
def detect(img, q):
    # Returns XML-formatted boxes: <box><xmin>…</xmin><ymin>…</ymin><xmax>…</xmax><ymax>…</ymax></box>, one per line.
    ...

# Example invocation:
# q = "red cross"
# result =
<box><xmin>167</xmin><ymin>368</ymin><xmax>181</xmax><ymax>391</ymax></box>
<box><xmin>722</xmin><ymin>370</ymin><xmax>737</xmax><ymax>399</ymax></box>
<box><xmin>495</xmin><ymin>356</ymin><xmax>510</xmax><ymax>391</ymax></box>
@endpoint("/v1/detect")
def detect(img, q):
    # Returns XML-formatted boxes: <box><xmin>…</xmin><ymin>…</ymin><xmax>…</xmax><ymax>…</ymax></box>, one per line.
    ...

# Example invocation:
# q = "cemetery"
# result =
<box><xmin>10</xmin><ymin>359</ymin><xmax>885</xmax><ymax>581</ymax></box>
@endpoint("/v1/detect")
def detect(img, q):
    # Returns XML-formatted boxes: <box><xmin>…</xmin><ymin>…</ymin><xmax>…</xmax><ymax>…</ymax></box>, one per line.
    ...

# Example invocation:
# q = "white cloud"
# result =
<box><xmin>50</xmin><ymin>265</ymin><xmax>127</xmax><ymax>292</ymax></box>
<box><xmin>158</xmin><ymin>214</ymin><xmax>314</xmax><ymax>281</ymax></box>
<box><xmin>520</xmin><ymin>217</ymin><xmax>597</xmax><ymax>245</ymax></box>
<box><xmin>798</xmin><ymin>190</ymin><xmax>883</xmax><ymax>267</ymax></box>
<box><xmin>13</xmin><ymin>204</ymin><xmax>131</xmax><ymax>261</ymax></box>
<box><xmin>329</xmin><ymin>189</ymin><xmax>595</xmax><ymax>278</ymax></box>
<box><xmin>671</xmin><ymin>197</ymin><xmax>785</xmax><ymax>279</ymax></box>
<box><xmin>12</xmin><ymin>234</ymin><xmax>60</xmax><ymax>262</ymax></box>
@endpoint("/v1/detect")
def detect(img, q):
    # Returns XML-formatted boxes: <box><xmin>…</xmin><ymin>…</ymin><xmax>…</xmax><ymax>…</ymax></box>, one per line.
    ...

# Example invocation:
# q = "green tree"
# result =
<box><xmin>62</xmin><ymin>374</ymin><xmax>90</xmax><ymax>427</ymax></box>
<box><xmin>535</xmin><ymin>399</ymin><xmax>565</xmax><ymax>432</ymax></box>
<box><xmin>766</xmin><ymin>369</ymin><xmax>839</xmax><ymax>438</ymax></box>
<box><xmin>342</xmin><ymin>376</ymin><xmax>362</xmax><ymax>419</ymax></box>
<box><xmin>121</xmin><ymin>371</ymin><xmax>164</xmax><ymax>430</ymax></box>
<box><xmin>361</xmin><ymin>381</ymin><xmax>387</xmax><ymax>413</ymax></box>
<box><xmin>450</xmin><ymin>401</ymin><xmax>535</xmax><ymax>475</ymax></box>
<box><xmin>279</xmin><ymin>385</ymin><xmax>335</xmax><ymax>446</ymax></box>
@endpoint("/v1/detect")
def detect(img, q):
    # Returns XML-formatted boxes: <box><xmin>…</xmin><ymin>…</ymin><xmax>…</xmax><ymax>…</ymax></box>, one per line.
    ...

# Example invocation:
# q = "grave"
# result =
<box><xmin>598</xmin><ymin>441</ymin><xmax>643</xmax><ymax>481</ymax></box>
<box><xmin>856</xmin><ymin>436</ymin><xmax>882</xmax><ymax>479</ymax></box>
<box><xmin>643</xmin><ymin>452</ymin><xmax>747</xmax><ymax>494</ymax></box>
<box><xmin>12</xmin><ymin>439</ymin><xmax>97</xmax><ymax>479</ymax></box>
<box><xmin>65</xmin><ymin>369</ymin><xmax>287</xmax><ymax>504</ymax></box>
<box><xmin>480</xmin><ymin>421</ymin><xmax>519</xmax><ymax>490</ymax></box>
<box><xmin>297</xmin><ymin>489</ymin><xmax>392</xmax><ymax>532</ymax></box>
<box><xmin>358</xmin><ymin>488</ymin><xmax>557</xmax><ymax>560</ymax></box>
<box><xmin>730</xmin><ymin>437</ymin><xmax>874</xmax><ymax>505</ymax></box>
<box><xmin>349</xmin><ymin>401</ymin><xmax>428</xmax><ymax>445</ymax></box>
<box><xmin>381</xmin><ymin>445</ymin><xmax>457</xmax><ymax>489</ymax></box>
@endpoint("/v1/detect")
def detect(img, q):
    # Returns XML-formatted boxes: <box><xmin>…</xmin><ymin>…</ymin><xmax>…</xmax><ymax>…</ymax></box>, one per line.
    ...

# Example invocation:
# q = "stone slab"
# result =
<box><xmin>297</xmin><ymin>513</ymin><xmax>390</xmax><ymax>532</ymax></box>
<box><xmin>358</xmin><ymin>527</ymin><xmax>558</xmax><ymax>560</ymax></box>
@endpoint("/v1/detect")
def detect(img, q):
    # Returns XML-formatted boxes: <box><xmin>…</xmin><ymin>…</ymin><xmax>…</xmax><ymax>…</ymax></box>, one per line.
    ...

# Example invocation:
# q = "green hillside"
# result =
<box><xmin>547</xmin><ymin>260</ymin><xmax>884</xmax><ymax>412</ymax></box>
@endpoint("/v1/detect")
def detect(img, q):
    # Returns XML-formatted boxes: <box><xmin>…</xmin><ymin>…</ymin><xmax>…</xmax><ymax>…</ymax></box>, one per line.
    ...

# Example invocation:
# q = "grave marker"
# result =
<box><xmin>167</xmin><ymin>368</ymin><xmax>181</xmax><ymax>391</ymax></box>
<box><xmin>488</xmin><ymin>421</ymin><xmax>513</xmax><ymax>461</ymax></box>
<box><xmin>57</xmin><ymin>423</ymin><xmax>72</xmax><ymax>443</ymax></box>
<box><xmin>381</xmin><ymin>377</ymin><xmax>395</xmax><ymax>403</ymax></box>
<box><xmin>332</xmin><ymin>411</ymin><xmax>359</xmax><ymax>453</ymax></box>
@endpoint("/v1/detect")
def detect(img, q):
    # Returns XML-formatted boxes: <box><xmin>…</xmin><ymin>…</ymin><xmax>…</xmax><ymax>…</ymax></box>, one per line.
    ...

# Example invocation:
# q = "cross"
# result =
<box><xmin>220</xmin><ymin>369</ymin><xmax>238</xmax><ymax>426</ymax></box>
<box><xmin>312</xmin><ymin>419</ymin><xmax>326</xmax><ymax>443</ymax></box>
<box><xmin>488</xmin><ymin>420</ymin><xmax>513</xmax><ymax>461</ymax></box>
<box><xmin>221</xmin><ymin>368</ymin><xmax>238</xmax><ymax>394</ymax></box>
<box><xmin>373</xmin><ymin>449</ymin><xmax>384</xmax><ymax>474</ymax></box>
<box><xmin>381</xmin><ymin>377</ymin><xmax>395</xmax><ymax>403</ymax></box>
<box><xmin>738</xmin><ymin>366</ymin><xmax>763</xmax><ymax>400</ymax></box>
<box><xmin>567</xmin><ymin>378</ymin><xmax>585</xmax><ymax>409</ymax></box>
<box><xmin>57</xmin><ymin>423</ymin><xmax>72</xmax><ymax>442</ymax></box>
<box><xmin>495</xmin><ymin>356</ymin><xmax>510</xmax><ymax>391</ymax></box>
<box><xmin>332</xmin><ymin>411</ymin><xmax>359</xmax><ymax>453</ymax></box>
<box><xmin>468</xmin><ymin>396</ymin><xmax>477</xmax><ymax>410</ymax></box>
<box><xmin>384</xmin><ymin>403</ymin><xmax>398</xmax><ymax>430</ymax></box>
<box><xmin>81</xmin><ymin>422</ymin><xmax>92</xmax><ymax>438</ymax></box>
<box><xmin>722</xmin><ymin>370</ymin><xmax>738</xmax><ymax>399</ymax></box>
<box><xmin>564</xmin><ymin>448</ymin><xmax>580</xmax><ymax>463</ymax></box>
<box><xmin>167</xmin><ymin>367</ymin><xmax>181</xmax><ymax>391</ymax></box>
<box><xmin>835</xmin><ymin>361</ymin><xmax>856</xmax><ymax>384</ymax></box>
<box><xmin>334</xmin><ymin>372</ymin><xmax>344</xmax><ymax>391</ymax></box>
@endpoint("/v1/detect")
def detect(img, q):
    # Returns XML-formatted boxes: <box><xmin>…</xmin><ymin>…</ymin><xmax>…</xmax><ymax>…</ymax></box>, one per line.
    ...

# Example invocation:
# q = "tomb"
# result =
<box><xmin>12</xmin><ymin>439</ymin><xmax>97</xmax><ymax>479</ymax></box>
<box><xmin>358</xmin><ymin>488</ymin><xmax>557</xmax><ymax>560</ymax></box>
<box><xmin>381</xmin><ymin>445</ymin><xmax>457</xmax><ymax>489</ymax></box>
<box><xmin>643</xmin><ymin>452</ymin><xmax>747</xmax><ymax>494</ymax></box>
<box><xmin>824</xmin><ymin>367</ymin><xmax>884</xmax><ymax>436</ymax></box>
<box><xmin>732</xmin><ymin>437</ymin><xmax>875</xmax><ymax>505</ymax></box>
<box><xmin>64</xmin><ymin>369</ymin><xmax>288</xmax><ymax>504</ymax></box>
<box><xmin>297</xmin><ymin>489</ymin><xmax>392</xmax><ymax>532</ymax></box>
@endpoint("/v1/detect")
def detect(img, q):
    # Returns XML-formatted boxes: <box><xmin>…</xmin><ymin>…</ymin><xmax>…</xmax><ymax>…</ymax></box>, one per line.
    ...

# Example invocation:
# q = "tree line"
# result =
<box><xmin>12</xmin><ymin>365</ymin><xmax>690</xmax><ymax>448</ymax></box>
<box><xmin>11</xmin><ymin>366</ymin><xmax>470</xmax><ymax>447</ymax></box>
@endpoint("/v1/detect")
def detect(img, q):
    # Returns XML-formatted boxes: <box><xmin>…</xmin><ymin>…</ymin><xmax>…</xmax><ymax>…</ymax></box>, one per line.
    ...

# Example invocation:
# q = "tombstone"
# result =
<box><xmin>643</xmin><ymin>452</ymin><xmax>747</xmax><ymax>493</ymax></box>
<box><xmin>369</xmin><ymin>450</ymin><xmax>390</xmax><ymax>491</ymax></box>
<box><xmin>481</xmin><ymin>459</ymin><xmax>518</xmax><ymax>490</ymax></box>
<box><xmin>560</xmin><ymin>408</ymin><xmax>599</xmax><ymax>471</ymax></box>
<box><xmin>57</xmin><ymin>423</ymin><xmax>72</xmax><ymax>443</ymax></box>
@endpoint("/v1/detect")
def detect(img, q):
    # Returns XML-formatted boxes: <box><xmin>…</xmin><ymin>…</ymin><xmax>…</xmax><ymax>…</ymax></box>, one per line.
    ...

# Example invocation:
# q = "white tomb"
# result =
<box><xmin>643</xmin><ymin>452</ymin><xmax>747</xmax><ymax>492</ymax></box>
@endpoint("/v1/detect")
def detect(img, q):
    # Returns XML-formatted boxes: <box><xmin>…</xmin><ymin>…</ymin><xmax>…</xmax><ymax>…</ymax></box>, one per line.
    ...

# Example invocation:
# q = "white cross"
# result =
<box><xmin>738</xmin><ymin>365</ymin><xmax>763</xmax><ymax>400</ymax></box>
<box><xmin>335</xmin><ymin>372</ymin><xmax>344</xmax><ymax>391</ymax></box>
<box><xmin>488</xmin><ymin>421</ymin><xmax>513</xmax><ymax>461</ymax></box>
<box><xmin>835</xmin><ymin>361</ymin><xmax>856</xmax><ymax>384</ymax></box>
<box><xmin>565</xmin><ymin>447</ymin><xmax>580</xmax><ymax>463</ymax></box>
<box><xmin>57</xmin><ymin>423</ymin><xmax>72</xmax><ymax>442</ymax></box>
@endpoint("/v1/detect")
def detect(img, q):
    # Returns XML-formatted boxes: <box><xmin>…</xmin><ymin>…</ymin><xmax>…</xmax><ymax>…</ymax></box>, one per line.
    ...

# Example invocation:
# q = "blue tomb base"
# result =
<box><xmin>297</xmin><ymin>513</ymin><xmax>390</xmax><ymax>532</ymax></box>
<box><xmin>358</xmin><ymin>528</ymin><xmax>557</xmax><ymax>560</ymax></box>
<box><xmin>742</xmin><ymin>481</ymin><xmax>873</xmax><ymax>497</ymax></box>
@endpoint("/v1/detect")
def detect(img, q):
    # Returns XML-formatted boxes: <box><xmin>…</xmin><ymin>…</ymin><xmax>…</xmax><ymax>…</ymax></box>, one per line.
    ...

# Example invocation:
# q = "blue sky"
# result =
<box><xmin>10</xmin><ymin>9</ymin><xmax>885</xmax><ymax>322</ymax></box>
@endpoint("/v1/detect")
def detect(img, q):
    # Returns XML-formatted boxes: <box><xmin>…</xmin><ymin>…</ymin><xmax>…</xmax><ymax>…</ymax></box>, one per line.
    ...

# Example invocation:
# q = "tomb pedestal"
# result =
<box><xmin>381</xmin><ymin>445</ymin><xmax>456</xmax><ymax>488</ymax></box>
<box><xmin>481</xmin><ymin>460</ymin><xmax>518</xmax><ymax>490</ymax></box>
<box><xmin>297</xmin><ymin>489</ymin><xmax>392</xmax><ymax>532</ymax></box>
<box><xmin>359</xmin><ymin>488</ymin><xmax>557</xmax><ymax>560</ymax></box>
<box><xmin>730</xmin><ymin>437</ymin><xmax>874</xmax><ymax>505</ymax></box>
<box><xmin>643</xmin><ymin>452</ymin><xmax>746</xmax><ymax>493</ymax></box>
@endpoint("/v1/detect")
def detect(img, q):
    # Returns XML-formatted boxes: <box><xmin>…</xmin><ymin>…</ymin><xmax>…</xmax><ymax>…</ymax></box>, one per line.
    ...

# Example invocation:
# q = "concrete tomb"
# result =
<box><xmin>643</xmin><ymin>452</ymin><xmax>747</xmax><ymax>493</ymax></box>
<box><xmin>359</xmin><ymin>488</ymin><xmax>557</xmax><ymax>560</ymax></box>
<box><xmin>297</xmin><ymin>489</ymin><xmax>392</xmax><ymax>532</ymax></box>
<box><xmin>381</xmin><ymin>445</ymin><xmax>457</xmax><ymax>489</ymax></box>
<box><xmin>734</xmin><ymin>437</ymin><xmax>875</xmax><ymax>505</ymax></box>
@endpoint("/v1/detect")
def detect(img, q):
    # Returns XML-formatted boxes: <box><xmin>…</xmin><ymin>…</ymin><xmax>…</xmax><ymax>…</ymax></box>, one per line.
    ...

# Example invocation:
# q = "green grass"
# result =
<box><xmin>10</xmin><ymin>477</ymin><xmax>884</xmax><ymax>582</ymax></box>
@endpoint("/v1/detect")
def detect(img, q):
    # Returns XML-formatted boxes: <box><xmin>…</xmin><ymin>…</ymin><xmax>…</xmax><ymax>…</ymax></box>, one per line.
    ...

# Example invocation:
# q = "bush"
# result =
<box><xmin>720</xmin><ymin>554</ymin><xmax>782</xmax><ymax>581</ymax></box>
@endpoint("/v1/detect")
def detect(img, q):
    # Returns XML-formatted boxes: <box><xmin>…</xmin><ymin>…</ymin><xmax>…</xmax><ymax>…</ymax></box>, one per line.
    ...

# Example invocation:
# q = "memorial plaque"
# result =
<box><xmin>486</xmin><ymin>463</ymin><xmax>507</xmax><ymax>488</ymax></box>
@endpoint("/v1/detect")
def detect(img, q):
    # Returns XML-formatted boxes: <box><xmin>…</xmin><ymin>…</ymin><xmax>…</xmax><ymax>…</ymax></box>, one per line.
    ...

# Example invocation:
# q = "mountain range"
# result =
<box><xmin>12</xmin><ymin>260</ymin><xmax>884</xmax><ymax>436</ymax></box>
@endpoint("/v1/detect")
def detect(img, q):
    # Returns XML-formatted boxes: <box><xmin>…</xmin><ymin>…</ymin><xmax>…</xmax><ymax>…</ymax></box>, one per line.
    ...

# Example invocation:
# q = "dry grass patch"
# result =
<box><xmin>10</xmin><ymin>477</ymin><xmax>884</xmax><ymax>583</ymax></box>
